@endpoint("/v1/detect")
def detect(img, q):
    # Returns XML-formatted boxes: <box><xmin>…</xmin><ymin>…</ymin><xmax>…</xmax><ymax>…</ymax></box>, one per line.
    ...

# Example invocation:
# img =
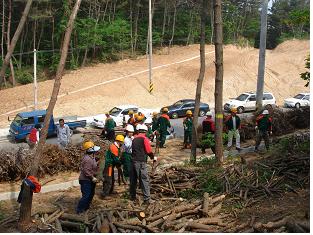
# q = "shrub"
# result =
<box><xmin>15</xmin><ymin>69</ymin><xmax>33</xmax><ymax>85</ymax></box>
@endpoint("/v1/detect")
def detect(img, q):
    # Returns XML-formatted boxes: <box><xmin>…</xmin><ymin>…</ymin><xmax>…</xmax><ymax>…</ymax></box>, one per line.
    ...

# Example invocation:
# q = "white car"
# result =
<box><xmin>284</xmin><ymin>93</ymin><xmax>310</xmax><ymax>108</ymax></box>
<box><xmin>90</xmin><ymin>105</ymin><xmax>159</xmax><ymax>128</ymax></box>
<box><xmin>224</xmin><ymin>92</ymin><xmax>276</xmax><ymax>113</ymax></box>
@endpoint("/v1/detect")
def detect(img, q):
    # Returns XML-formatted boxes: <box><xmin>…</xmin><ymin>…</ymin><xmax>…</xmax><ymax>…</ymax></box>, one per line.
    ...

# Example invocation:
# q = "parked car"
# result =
<box><xmin>161</xmin><ymin>99</ymin><xmax>210</xmax><ymax>119</ymax></box>
<box><xmin>284</xmin><ymin>93</ymin><xmax>310</xmax><ymax>108</ymax></box>
<box><xmin>91</xmin><ymin>105</ymin><xmax>159</xmax><ymax>128</ymax></box>
<box><xmin>9</xmin><ymin>110</ymin><xmax>87</xmax><ymax>142</ymax></box>
<box><xmin>224</xmin><ymin>92</ymin><xmax>276</xmax><ymax>113</ymax></box>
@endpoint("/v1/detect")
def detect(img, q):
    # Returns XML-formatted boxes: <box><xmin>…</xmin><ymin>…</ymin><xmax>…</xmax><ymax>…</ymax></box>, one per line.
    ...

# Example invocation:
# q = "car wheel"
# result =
<box><xmin>199</xmin><ymin>110</ymin><xmax>206</xmax><ymax>117</ymax></box>
<box><xmin>295</xmin><ymin>103</ymin><xmax>300</xmax><ymax>109</ymax></box>
<box><xmin>237</xmin><ymin>106</ymin><xmax>244</xmax><ymax>114</ymax></box>
<box><xmin>171</xmin><ymin>113</ymin><xmax>178</xmax><ymax>119</ymax></box>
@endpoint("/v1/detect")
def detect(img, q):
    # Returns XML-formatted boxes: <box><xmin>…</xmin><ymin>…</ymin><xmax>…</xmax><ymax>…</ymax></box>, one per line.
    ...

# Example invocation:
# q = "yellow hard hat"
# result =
<box><xmin>163</xmin><ymin>107</ymin><xmax>169</xmax><ymax>113</ymax></box>
<box><xmin>134</xmin><ymin>113</ymin><xmax>138</xmax><ymax>118</ymax></box>
<box><xmin>104</xmin><ymin>111</ymin><xmax>109</xmax><ymax>115</ymax></box>
<box><xmin>128</xmin><ymin>110</ymin><xmax>134</xmax><ymax>115</ymax></box>
<box><xmin>152</xmin><ymin>111</ymin><xmax>158</xmax><ymax>117</ymax></box>
<box><xmin>230</xmin><ymin>107</ymin><xmax>237</xmax><ymax>113</ymax></box>
<box><xmin>186</xmin><ymin>110</ymin><xmax>192</xmax><ymax>115</ymax></box>
<box><xmin>115</xmin><ymin>135</ymin><xmax>125</xmax><ymax>143</ymax></box>
<box><xmin>136</xmin><ymin>115</ymin><xmax>144</xmax><ymax>121</ymax></box>
<box><xmin>83</xmin><ymin>141</ymin><xmax>95</xmax><ymax>150</ymax></box>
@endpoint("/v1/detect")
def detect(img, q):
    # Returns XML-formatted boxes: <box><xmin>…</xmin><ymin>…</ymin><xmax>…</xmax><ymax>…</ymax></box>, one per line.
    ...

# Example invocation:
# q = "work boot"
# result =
<box><xmin>143</xmin><ymin>199</ymin><xmax>155</xmax><ymax>205</ymax></box>
<box><xmin>236</xmin><ymin>147</ymin><xmax>241</xmax><ymax>152</ymax></box>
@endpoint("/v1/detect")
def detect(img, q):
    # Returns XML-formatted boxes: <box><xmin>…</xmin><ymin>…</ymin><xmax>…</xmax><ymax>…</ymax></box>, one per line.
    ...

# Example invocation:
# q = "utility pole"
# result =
<box><xmin>33</xmin><ymin>49</ymin><xmax>38</xmax><ymax>110</ymax></box>
<box><xmin>148</xmin><ymin>0</ymin><xmax>153</xmax><ymax>93</ymax></box>
<box><xmin>256</xmin><ymin>0</ymin><xmax>268</xmax><ymax>112</ymax></box>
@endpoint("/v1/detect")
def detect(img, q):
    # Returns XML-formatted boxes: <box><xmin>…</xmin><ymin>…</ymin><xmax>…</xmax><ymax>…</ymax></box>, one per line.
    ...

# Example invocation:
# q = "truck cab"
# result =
<box><xmin>9</xmin><ymin>110</ymin><xmax>55</xmax><ymax>141</ymax></box>
<box><xmin>9</xmin><ymin>110</ymin><xmax>87</xmax><ymax>141</ymax></box>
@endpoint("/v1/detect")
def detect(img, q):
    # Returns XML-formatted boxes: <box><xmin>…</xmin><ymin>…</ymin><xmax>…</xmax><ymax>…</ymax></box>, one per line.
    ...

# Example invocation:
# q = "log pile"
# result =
<box><xmin>220</xmin><ymin>135</ymin><xmax>309</xmax><ymax>204</ymax></box>
<box><xmin>226</xmin><ymin>215</ymin><xmax>310</xmax><ymax>233</ymax></box>
<box><xmin>29</xmin><ymin>194</ymin><xmax>229</xmax><ymax>233</ymax></box>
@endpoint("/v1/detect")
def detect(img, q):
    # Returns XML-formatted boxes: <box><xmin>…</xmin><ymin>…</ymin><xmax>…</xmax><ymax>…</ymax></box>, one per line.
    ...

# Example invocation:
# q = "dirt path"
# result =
<box><xmin>0</xmin><ymin>40</ymin><xmax>309</xmax><ymax>128</ymax></box>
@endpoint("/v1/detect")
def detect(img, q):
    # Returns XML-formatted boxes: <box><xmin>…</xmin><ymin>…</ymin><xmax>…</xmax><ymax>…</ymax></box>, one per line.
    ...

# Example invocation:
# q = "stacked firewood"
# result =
<box><xmin>30</xmin><ymin>194</ymin><xmax>228</xmax><ymax>233</ymax></box>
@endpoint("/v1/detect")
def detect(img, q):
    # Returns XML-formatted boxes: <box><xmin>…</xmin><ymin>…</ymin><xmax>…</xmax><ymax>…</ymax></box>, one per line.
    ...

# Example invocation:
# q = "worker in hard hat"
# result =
<box><xmin>76</xmin><ymin>141</ymin><xmax>101</xmax><ymax>214</ymax></box>
<box><xmin>157</xmin><ymin>107</ymin><xmax>171</xmax><ymax>148</ymax></box>
<box><xmin>183</xmin><ymin>110</ymin><xmax>193</xmax><ymax>149</ymax></box>
<box><xmin>120</xmin><ymin>125</ymin><xmax>134</xmax><ymax>180</ymax></box>
<box><xmin>101</xmin><ymin>135</ymin><xmax>124</xmax><ymax>198</ymax></box>
<box><xmin>130</xmin><ymin>124</ymin><xmax>155</xmax><ymax>204</ymax></box>
<box><xmin>104</xmin><ymin>112</ymin><xmax>116</xmax><ymax>142</ymax></box>
<box><xmin>152</xmin><ymin>112</ymin><xmax>159</xmax><ymax>132</ymax></box>
<box><xmin>255</xmin><ymin>109</ymin><xmax>272</xmax><ymax>151</ymax></box>
<box><xmin>144</xmin><ymin>117</ymin><xmax>154</xmax><ymax>141</ymax></box>
<box><xmin>201</xmin><ymin>111</ymin><xmax>215</xmax><ymax>154</ymax></box>
<box><xmin>127</xmin><ymin>110</ymin><xmax>136</xmax><ymax>127</ymax></box>
<box><xmin>225</xmin><ymin>107</ymin><xmax>241</xmax><ymax>151</ymax></box>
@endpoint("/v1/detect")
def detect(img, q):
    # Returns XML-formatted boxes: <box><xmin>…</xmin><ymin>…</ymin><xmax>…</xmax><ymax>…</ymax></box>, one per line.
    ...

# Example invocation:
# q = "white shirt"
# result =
<box><xmin>232</xmin><ymin>117</ymin><xmax>237</xmax><ymax>130</ymax></box>
<box><xmin>57</xmin><ymin>124</ymin><xmax>71</xmax><ymax>143</ymax></box>
<box><xmin>123</xmin><ymin>136</ymin><xmax>133</xmax><ymax>154</ymax></box>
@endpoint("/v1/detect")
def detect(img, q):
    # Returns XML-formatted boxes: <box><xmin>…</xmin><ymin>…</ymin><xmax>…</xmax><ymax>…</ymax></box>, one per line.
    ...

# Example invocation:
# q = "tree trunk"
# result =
<box><xmin>7</xmin><ymin>0</ymin><xmax>15</xmax><ymax>86</ymax></box>
<box><xmin>52</xmin><ymin>17</ymin><xmax>55</xmax><ymax>56</ymax></box>
<box><xmin>0</xmin><ymin>0</ymin><xmax>33</xmax><ymax>88</ymax></box>
<box><xmin>160</xmin><ymin>0</ymin><xmax>167</xmax><ymax>47</ymax></box>
<box><xmin>18</xmin><ymin>0</ymin><xmax>82</xmax><ymax>230</ymax></box>
<box><xmin>1</xmin><ymin>0</ymin><xmax>5</xmax><ymax>62</ymax></box>
<box><xmin>134</xmin><ymin>0</ymin><xmax>140</xmax><ymax>51</ymax></box>
<box><xmin>168</xmin><ymin>0</ymin><xmax>177</xmax><ymax>53</ymax></box>
<box><xmin>190</xmin><ymin>0</ymin><xmax>208</xmax><ymax>164</ymax></box>
<box><xmin>129</xmin><ymin>0</ymin><xmax>134</xmax><ymax>55</ymax></box>
<box><xmin>186</xmin><ymin>9</ymin><xmax>194</xmax><ymax>46</ymax></box>
<box><xmin>210</xmin><ymin>0</ymin><xmax>214</xmax><ymax>44</ymax></box>
<box><xmin>213</xmin><ymin>0</ymin><xmax>224</xmax><ymax>164</ymax></box>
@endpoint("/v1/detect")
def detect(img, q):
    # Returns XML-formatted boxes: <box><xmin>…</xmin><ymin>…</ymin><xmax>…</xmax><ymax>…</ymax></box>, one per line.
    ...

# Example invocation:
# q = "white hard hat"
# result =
<box><xmin>126</xmin><ymin>124</ymin><xmax>134</xmax><ymax>132</ymax></box>
<box><xmin>144</xmin><ymin>117</ymin><xmax>152</xmax><ymax>124</ymax></box>
<box><xmin>206</xmin><ymin>111</ymin><xmax>212</xmax><ymax>116</ymax></box>
<box><xmin>87</xmin><ymin>146</ymin><xmax>100</xmax><ymax>153</ymax></box>
<box><xmin>138</xmin><ymin>124</ymin><xmax>148</xmax><ymax>132</ymax></box>
<box><xmin>262</xmin><ymin>110</ymin><xmax>269</xmax><ymax>115</ymax></box>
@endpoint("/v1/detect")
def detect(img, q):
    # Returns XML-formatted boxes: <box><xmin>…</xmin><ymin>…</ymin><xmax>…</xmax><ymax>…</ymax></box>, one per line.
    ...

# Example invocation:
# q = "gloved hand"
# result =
<box><xmin>255</xmin><ymin>126</ymin><xmax>258</xmax><ymax>130</ymax></box>
<box><xmin>269</xmin><ymin>131</ymin><xmax>273</xmax><ymax>136</ymax></box>
<box><xmin>148</xmin><ymin>152</ymin><xmax>154</xmax><ymax>160</ymax></box>
<box><xmin>153</xmin><ymin>156</ymin><xmax>158</xmax><ymax>162</ymax></box>
<box><xmin>92</xmin><ymin>177</ymin><xmax>98</xmax><ymax>183</ymax></box>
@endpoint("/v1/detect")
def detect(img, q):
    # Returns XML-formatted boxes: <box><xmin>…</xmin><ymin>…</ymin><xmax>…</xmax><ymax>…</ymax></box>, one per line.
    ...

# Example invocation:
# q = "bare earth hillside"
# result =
<box><xmin>0</xmin><ymin>39</ymin><xmax>309</xmax><ymax>127</ymax></box>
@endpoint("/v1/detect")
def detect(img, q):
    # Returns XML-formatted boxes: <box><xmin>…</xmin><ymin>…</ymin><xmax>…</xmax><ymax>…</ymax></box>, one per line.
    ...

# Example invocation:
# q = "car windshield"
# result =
<box><xmin>109</xmin><ymin>107</ymin><xmax>122</xmax><ymax>116</ymax></box>
<box><xmin>12</xmin><ymin>115</ymin><xmax>23</xmax><ymax>126</ymax></box>
<box><xmin>235</xmin><ymin>94</ymin><xmax>249</xmax><ymax>101</ymax></box>
<box><xmin>172</xmin><ymin>101</ymin><xmax>184</xmax><ymax>107</ymax></box>
<box><xmin>294</xmin><ymin>94</ymin><xmax>305</xmax><ymax>99</ymax></box>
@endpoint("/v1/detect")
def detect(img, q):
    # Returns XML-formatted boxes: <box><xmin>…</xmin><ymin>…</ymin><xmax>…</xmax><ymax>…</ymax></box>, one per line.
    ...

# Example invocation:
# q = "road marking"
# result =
<box><xmin>0</xmin><ymin>51</ymin><xmax>215</xmax><ymax>117</ymax></box>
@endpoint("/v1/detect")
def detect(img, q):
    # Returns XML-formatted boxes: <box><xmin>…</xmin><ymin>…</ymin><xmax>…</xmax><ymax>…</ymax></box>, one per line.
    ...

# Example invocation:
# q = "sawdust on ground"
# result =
<box><xmin>0</xmin><ymin>39</ymin><xmax>309</xmax><ymax>128</ymax></box>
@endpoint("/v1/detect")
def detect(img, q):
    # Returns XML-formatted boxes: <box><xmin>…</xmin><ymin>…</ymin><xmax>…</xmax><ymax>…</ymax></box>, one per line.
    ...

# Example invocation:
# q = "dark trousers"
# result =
<box><xmin>159</xmin><ymin>132</ymin><xmax>167</xmax><ymax>147</ymax></box>
<box><xmin>107</xmin><ymin>130</ymin><xmax>115</xmax><ymax>142</ymax></box>
<box><xmin>184</xmin><ymin>131</ymin><xmax>192</xmax><ymax>144</ymax></box>
<box><xmin>76</xmin><ymin>180</ymin><xmax>96</xmax><ymax>213</ymax></box>
<box><xmin>255</xmin><ymin>130</ymin><xmax>270</xmax><ymax>150</ymax></box>
<box><xmin>102</xmin><ymin>165</ymin><xmax>115</xmax><ymax>197</ymax></box>
<box><xmin>129</xmin><ymin>161</ymin><xmax>150</xmax><ymax>201</ymax></box>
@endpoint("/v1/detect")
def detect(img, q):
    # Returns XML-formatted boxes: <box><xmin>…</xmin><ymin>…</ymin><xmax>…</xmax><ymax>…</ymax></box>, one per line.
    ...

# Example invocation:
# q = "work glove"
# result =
<box><xmin>153</xmin><ymin>156</ymin><xmax>158</xmax><ymax>162</ymax></box>
<box><xmin>255</xmin><ymin>126</ymin><xmax>258</xmax><ymax>130</ymax></box>
<box><xmin>92</xmin><ymin>177</ymin><xmax>98</xmax><ymax>183</ymax></box>
<box><xmin>269</xmin><ymin>131</ymin><xmax>273</xmax><ymax>136</ymax></box>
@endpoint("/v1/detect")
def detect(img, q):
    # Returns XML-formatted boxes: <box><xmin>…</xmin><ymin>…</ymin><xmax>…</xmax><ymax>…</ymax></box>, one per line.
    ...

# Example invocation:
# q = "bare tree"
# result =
<box><xmin>213</xmin><ymin>0</ymin><xmax>224</xmax><ymax>164</ymax></box>
<box><xmin>0</xmin><ymin>0</ymin><xmax>33</xmax><ymax>88</ymax></box>
<box><xmin>7</xmin><ymin>0</ymin><xmax>16</xmax><ymax>86</ymax></box>
<box><xmin>190</xmin><ymin>0</ymin><xmax>208</xmax><ymax>164</ymax></box>
<box><xmin>18</xmin><ymin>0</ymin><xmax>82</xmax><ymax>230</ymax></box>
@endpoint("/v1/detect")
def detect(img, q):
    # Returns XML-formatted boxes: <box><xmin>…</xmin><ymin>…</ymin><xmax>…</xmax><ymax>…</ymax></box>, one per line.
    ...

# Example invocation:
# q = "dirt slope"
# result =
<box><xmin>0</xmin><ymin>39</ymin><xmax>309</xmax><ymax>127</ymax></box>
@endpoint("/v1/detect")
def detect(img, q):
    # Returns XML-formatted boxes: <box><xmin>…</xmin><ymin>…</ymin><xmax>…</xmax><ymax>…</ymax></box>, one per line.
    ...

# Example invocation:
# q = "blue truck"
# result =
<box><xmin>9</xmin><ymin>110</ymin><xmax>87</xmax><ymax>142</ymax></box>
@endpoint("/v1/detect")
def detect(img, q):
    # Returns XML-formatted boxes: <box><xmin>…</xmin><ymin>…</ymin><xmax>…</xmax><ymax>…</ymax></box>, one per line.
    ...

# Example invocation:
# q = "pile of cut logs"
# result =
<box><xmin>28</xmin><ymin>193</ymin><xmax>229</xmax><ymax>233</ymax></box>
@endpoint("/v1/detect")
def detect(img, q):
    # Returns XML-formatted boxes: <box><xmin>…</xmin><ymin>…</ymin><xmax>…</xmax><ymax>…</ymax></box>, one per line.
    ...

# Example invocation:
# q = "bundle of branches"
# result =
<box><xmin>0</xmin><ymin>145</ymin><xmax>83</xmax><ymax>182</ymax></box>
<box><xmin>220</xmin><ymin>132</ymin><xmax>309</xmax><ymax>205</ymax></box>
<box><xmin>240</xmin><ymin>107</ymin><xmax>310</xmax><ymax>140</ymax></box>
<box><xmin>27</xmin><ymin>194</ymin><xmax>229</xmax><ymax>233</ymax></box>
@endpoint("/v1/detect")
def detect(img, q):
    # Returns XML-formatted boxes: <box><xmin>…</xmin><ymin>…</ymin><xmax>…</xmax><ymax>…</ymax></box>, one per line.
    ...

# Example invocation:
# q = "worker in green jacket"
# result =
<box><xmin>157</xmin><ymin>108</ymin><xmax>171</xmax><ymax>148</ymax></box>
<box><xmin>183</xmin><ymin>110</ymin><xmax>193</xmax><ymax>149</ymax></box>
<box><xmin>101</xmin><ymin>135</ymin><xmax>124</xmax><ymax>199</ymax></box>
<box><xmin>152</xmin><ymin>112</ymin><xmax>159</xmax><ymax>132</ymax></box>
<box><xmin>104</xmin><ymin>113</ymin><xmax>116</xmax><ymax>142</ymax></box>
